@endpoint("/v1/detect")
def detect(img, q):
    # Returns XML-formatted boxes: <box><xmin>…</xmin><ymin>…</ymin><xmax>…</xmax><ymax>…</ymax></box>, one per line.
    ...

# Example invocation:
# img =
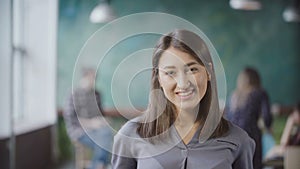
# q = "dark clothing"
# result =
<box><xmin>63</xmin><ymin>88</ymin><xmax>112</xmax><ymax>168</ymax></box>
<box><xmin>112</xmin><ymin>120</ymin><xmax>255</xmax><ymax>169</ymax></box>
<box><xmin>63</xmin><ymin>88</ymin><xmax>105</xmax><ymax>140</ymax></box>
<box><xmin>289</xmin><ymin>124</ymin><xmax>300</xmax><ymax>145</ymax></box>
<box><xmin>225</xmin><ymin>89</ymin><xmax>272</xmax><ymax>169</ymax></box>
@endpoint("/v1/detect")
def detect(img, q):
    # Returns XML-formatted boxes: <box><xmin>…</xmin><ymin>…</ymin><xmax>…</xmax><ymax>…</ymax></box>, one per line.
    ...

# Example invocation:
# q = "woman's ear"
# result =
<box><xmin>207</xmin><ymin>62</ymin><xmax>212</xmax><ymax>81</ymax></box>
<box><xmin>207</xmin><ymin>73</ymin><xmax>211</xmax><ymax>81</ymax></box>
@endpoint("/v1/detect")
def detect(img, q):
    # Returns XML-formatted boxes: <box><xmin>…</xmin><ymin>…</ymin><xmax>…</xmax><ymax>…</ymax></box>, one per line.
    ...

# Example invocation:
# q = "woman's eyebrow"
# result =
<box><xmin>162</xmin><ymin>66</ymin><xmax>176</xmax><ymax>69</ymax></box>
<box><xmin>162</xmin><ymin>62</ymin><xmax>199</xmax><ymax>69</ymax></box>
<box><xmin>186</xmin><ymin>62</ymin><xmax>199</xmax><ymax>67</ymax></box>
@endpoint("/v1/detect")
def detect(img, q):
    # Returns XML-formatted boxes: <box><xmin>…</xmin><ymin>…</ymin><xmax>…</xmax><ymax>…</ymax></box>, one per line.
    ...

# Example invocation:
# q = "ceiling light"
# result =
<box><xmin>229</xmin><ymin>0</ymin><xmax>262</xmax><ymax>10</ymax></box>
<box><xmin>283</xmin><ymin>0</ymin><xmax>300</xmax><ymax>22</ymax></box>
<box><xmin>90</xmin><ymin>1</ymin><xmax>116</xmax><ymax>23</ymax></box>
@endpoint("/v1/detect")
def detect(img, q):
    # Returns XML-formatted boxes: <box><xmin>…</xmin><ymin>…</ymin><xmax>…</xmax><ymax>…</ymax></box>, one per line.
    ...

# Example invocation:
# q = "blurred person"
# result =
<box><xmin>265</xmin><ymin>102</ymin><xmax>300</xmax><ymax>161</ymax></box>
<box><xmin>280</xmin><ymin>102</ymin><xmax>300</xmax><ymax>146</ymax></box>
<box><xmin>63</xmin><ymin>68</ymin><xmax>113</xmax><ymax>169</ymax></box>
<box><xmin>225</xmin><ymin>67</ymin><xmax>273</xmax><ymax>169</ymax></box>
<box><xmin>111</xmin><ymin>29</ymin><xmax>255</xmax><ymax>169</ymax></box>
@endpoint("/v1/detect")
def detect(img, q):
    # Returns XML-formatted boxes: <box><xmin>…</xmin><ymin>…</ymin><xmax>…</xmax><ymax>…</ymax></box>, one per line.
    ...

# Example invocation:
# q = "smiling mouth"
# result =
<box><xmin>176</xmin><ymin>89</ymin><xmax>194</xmax><ymax>99</ymax></box>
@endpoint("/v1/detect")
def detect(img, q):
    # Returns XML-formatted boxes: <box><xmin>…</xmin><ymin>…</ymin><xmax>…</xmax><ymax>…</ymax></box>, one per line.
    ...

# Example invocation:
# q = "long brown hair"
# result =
<box><xmin>230</xmin><ymin>67</ymin><xmax>261</xmax><ymax>112</ymax></box>
<box><xmin>137</xmin><ymin>30</ymin><xmax>228</xmax><ymax>141</ymax></box>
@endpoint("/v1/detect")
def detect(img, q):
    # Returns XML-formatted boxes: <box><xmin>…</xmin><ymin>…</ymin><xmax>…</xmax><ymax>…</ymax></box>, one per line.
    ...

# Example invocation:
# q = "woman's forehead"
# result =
<box><xmin>159</xmin><ymin>47</ymin><xmax>203</xmax><ymax>67</ymax></box>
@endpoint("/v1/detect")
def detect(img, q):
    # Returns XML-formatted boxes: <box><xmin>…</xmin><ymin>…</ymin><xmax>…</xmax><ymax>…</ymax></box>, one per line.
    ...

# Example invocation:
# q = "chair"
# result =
<box><xmin>73</xmin><ymin>141</ymin><xmax>92</xmax><ymax>169</ymax></box>
<box><xmin>284</xmin><ymin>146</ymin><xmax>300</xmax><ymax>169</ymax></box>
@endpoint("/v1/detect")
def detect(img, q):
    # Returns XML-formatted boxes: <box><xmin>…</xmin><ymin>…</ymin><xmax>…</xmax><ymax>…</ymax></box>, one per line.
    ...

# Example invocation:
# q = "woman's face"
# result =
<box><xmin>293</xmin><ymin>109</ymin><xmax>300</xmax><ymax>124</ymax></box>
<box><xmin>237</xmin><ymin>72</ymin><xmax>248</xmax><ymax>90</ymax></box>
<box><xmin>158</xmin><ymin>47</ymin><xmax>209</xmax><ymax>112</ymax></box>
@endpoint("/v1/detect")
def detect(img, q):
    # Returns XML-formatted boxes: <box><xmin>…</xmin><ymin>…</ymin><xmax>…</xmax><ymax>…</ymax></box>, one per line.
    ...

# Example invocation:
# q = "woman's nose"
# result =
<box><xmin>176</xmin><ymin>73</ymin><xmax>190</xmax><ymax>89</ymax></box>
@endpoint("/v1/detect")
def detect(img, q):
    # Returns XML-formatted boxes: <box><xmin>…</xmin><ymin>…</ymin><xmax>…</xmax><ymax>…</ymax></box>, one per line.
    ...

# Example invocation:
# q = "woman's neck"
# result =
<box><xmin>174</xmin><ymin>106</ymin><xmax>199</xmax><ymax>129</ymax></box>
<box><xmin>174</xmin><ymin>109</ymin><xmax>201</xmax><ymax>145</ymax></box>
<box><xmin>175</xmin><ymin>115</ymin><xmax>194</xmax><ymax>129</ymax></box>
<box><xmin>175</xmin><ymin>106</ymin><xmax>199</xmax><ymax>125</ymax></box>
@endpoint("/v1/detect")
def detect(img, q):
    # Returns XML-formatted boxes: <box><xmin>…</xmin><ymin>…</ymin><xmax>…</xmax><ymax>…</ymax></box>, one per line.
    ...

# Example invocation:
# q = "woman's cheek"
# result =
<box><xmin>160</xmin><ymin>76</ymin><xmax>176</xmax><ymax>87</ymax></box>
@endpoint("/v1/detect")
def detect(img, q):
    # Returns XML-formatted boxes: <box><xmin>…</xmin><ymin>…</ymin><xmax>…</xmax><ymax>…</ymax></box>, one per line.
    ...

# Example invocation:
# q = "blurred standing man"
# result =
<box><xmin>64</xmin><ymin>68</ymin><xmax>113</xmax><ymax>169</ymax></box>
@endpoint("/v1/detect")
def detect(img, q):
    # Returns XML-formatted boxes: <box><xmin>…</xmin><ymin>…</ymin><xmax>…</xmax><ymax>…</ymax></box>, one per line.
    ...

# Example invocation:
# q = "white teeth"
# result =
<box><xmin>177</xmin><ymin>90</ymin><xmax>193</xmax><ymax>96</ymax></box>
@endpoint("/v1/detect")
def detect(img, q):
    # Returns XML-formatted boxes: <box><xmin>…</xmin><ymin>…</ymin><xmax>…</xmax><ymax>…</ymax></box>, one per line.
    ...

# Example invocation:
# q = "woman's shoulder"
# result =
<box><xmin>117</xmin><ymin>119</ymin><xmax>140</xmax><ymax>137</ymax></box>
<box><xmin>217</xmin><ymin>121</ymin><xmax>255</xmax><ymax>148</ymax></box>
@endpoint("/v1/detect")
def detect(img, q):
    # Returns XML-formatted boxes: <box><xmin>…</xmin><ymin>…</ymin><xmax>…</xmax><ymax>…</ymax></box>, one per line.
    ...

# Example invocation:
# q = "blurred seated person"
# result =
<box><xmin>265</xmin><ymin>102</ymin><xmax>300</xmax><ymax>159</ymax></box>
<box><xmin>63</xmin><ymin>67</ymin><xmax>113</xmax><ymax>169</ymax></box>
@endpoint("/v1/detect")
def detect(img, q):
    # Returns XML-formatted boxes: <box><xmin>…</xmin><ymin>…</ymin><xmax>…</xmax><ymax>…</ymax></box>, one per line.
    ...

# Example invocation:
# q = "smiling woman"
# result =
<box><xmin>158</xmin><ymin>47</ymin><xmax>209</xmax><ymax>115</ymax></box>
<box><xmin>111</xmin><ymin>29</ymin><xmax>255</xmax><ymax>169</ymax></box>
<box><xmin>157</xmin><ymin>47</ymin><xmax>210</xmax><ymax>144</ymax></box>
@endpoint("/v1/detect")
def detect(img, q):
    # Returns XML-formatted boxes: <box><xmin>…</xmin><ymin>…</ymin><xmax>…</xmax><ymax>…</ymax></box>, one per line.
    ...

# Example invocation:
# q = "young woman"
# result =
<box><xmin>225</xmin><ymin>67</ymin><xmax>273</xmax><ymax>169</ymax></box>
<box><xmin>112</xmin><ymin>29</ymin><xmax>255</xmax><ymax>169</ymax></box>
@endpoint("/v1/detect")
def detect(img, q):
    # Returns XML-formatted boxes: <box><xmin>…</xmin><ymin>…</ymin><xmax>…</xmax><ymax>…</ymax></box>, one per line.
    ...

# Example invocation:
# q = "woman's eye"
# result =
<box><xmin>189</xmin><ymin>67</ymin><xmax>199</xmax><ymax>73</ymax></box>
<box><xmin>166</xmin><ymin>71</ymin><xmax>176</xmax><ymax>76</ymax></box>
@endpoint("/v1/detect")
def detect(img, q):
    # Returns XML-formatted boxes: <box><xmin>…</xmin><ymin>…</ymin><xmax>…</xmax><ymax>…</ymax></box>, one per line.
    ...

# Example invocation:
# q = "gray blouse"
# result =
<box><xmin>111</xmin><ymin>120</ymin><xmax>255</xmax><ymax>169</ymax></box>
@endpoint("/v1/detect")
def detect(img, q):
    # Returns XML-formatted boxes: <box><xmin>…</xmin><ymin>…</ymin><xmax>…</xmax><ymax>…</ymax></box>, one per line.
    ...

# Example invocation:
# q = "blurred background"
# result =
<box><xmin>1</xmin><ymin>0</ymin><xmax>299</xmax><ymax>169</ymax></box>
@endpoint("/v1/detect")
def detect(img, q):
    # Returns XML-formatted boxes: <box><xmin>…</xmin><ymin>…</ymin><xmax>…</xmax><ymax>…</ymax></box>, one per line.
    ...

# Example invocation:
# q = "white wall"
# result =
<box><xmin>0</xmin><ymin>0</ymin><xmax>58</xmax><ymax>139</ymax></box>
<box><xmin>0</xmin><ymin>0</ymin><xmax>12</xmax><ymax>139</ymax></box>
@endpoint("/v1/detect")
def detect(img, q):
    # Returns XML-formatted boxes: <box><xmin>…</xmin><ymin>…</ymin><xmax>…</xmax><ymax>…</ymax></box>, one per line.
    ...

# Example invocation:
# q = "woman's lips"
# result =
<box><xmin>176</xmin><ymin>89</ymin><xmax>194</xmax><ymax>100</ymax></box>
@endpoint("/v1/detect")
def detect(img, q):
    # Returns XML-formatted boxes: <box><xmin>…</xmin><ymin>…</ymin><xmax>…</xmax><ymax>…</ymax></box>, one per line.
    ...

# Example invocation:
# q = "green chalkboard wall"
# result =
<box><xmin>57</xmin><ymin>0</ymin><xmax>300</xmax><ymax>109</ymax></box>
